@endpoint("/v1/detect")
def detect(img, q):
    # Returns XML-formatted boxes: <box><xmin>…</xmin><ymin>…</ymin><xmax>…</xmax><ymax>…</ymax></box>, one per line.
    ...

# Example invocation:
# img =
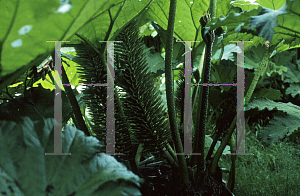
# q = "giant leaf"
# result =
<box><xmin>0</xmin><ymin>117</ymin><xmax>142</xmax><ymax>196</ymax></box>
<box><xmin>0</xmin><ymin>0</ymin><xmax>152</xmax><ymax>91</ymax></box>
<box><xmin>245</xmin><ymin>98</ymin><xmax>300</xmax><ymax>145</ymax></box>
<box><xmin>247</xmin><ymin>2</ymin><xmax>287</xmax><ymax>43</ymax></box>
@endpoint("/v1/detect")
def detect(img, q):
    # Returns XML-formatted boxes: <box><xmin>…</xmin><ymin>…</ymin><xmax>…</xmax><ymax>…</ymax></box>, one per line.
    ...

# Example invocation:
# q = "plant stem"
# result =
<box><xmin>209</xmin><ymin>0</ymin><xmax>217</xmax><ymax>18</ymax></box>
<box><xmin>209</xmin><ymin>49</ymin><xmax>270</xmax><ymax>176</ymax></box>
<box><xmin>227</xmin><ymin>134</ymin><xmax>236</xmax><ymax>192</ymax></box>
<box><xmin>195</xmin><ymin>0</ymin><xmax>217</xmax><ymax>180</ymax></box>
<box><xmin>165</xmin><ymin>0</ymin><xmax>189</xmax><ymax>185</ymax></box>
<box><xmin>210</xmin><ymin>115</ymin><xmax>236</xmax><ymax>175</ymax></box>
<box><xmin>61</xmin><ymin>62</ymin><xmax>90</xmax><ymax>136</ymax></box>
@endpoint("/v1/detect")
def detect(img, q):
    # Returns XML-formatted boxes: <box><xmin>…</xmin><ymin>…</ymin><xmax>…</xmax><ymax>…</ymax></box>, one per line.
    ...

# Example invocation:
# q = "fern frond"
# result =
<box><xmin>65</xmin><ymin>41</ymin><xmax>134</xmax><ymax>160</ymax></box>
<box><xmin>115</xmin><ymin>21</ymin><xmax>171</xmax><ymax>158</ymax></box>
<box><xmin>175</xmin><ymin>68</ymin><xmax>185</xmax><ymax>126</ymax></box>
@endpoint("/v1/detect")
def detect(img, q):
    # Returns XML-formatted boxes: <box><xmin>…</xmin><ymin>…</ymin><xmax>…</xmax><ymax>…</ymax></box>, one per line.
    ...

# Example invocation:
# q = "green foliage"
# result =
<box><xmin>226</xmin><ymin>129</ymin><xmax>300</xmax><ymax>195</ymax></box>
<box><xmin>283</xmin><ymin>59</ymin><xmax>300</xmax><ymax>84</ymax></box>
<box><xmin>252</xmin><ymin>87</ymin><xmax>283</xmax><ymax>101</ymax></box>
<box><xmin>0</xmin><ymin>117</ymin><xmax>142</xmax><ymax>196</ymax></box>
<box><xmin>0</xmin><ymin>85</ymin><xmax>72</xmax><ymax>125</ymax></box>
<box><xmin>114</xmin><ymin>21</ymin><xmax>171</xmax><ymax>157</ymax></box>
<box><xmin>205</xmin><ymin>135</ymin><xmax>231</xmax><ymax>156</ymax></box>
<box><xmin>175</xmin><ymin>68</ymin><xmax>185</xmax><ymax>126</ymax></box>
<box><xmin>32</xmin><ymin>51</ymin><xmax>81</xmax><ymax>91</ymax></box>
<box><xmin>245</xmin><ymin>98</ymin><xmax>300</xmax><ymax>145</ymax></box>
<box><xmin>286</xmin><ymin>83</ymin><xmax>300</xmax><ymax>98</ymax></box>
<box><xmin>63</xmin><ymin>40</ymin><xmax>137</xmax><ymax>164</ymax></box>
<box><xmin>247</xmin><ymin>3</ymin><xmax>287</xmax><ymax>42</ymax></box>
<box><xmin>0</xmin><ymin>0</ymin><xmax>153</xmax><ymax>91</ymax></box>
<box><xmin>143</xmin><ymin>44</ymin><xmax>165</xmax><ymax>74</ymax></box>
<box><xmin>0</xmin><ymin>0</ymin><xmax>300</xmax><ymax>195</ymax></box>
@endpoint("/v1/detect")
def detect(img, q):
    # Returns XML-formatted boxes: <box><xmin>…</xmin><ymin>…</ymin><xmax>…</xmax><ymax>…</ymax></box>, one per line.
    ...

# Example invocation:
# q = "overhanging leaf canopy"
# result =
<box><xmin>0</xmin><ymin>0</ymin><xmax>152</xmax><ymax>90</ymax></box>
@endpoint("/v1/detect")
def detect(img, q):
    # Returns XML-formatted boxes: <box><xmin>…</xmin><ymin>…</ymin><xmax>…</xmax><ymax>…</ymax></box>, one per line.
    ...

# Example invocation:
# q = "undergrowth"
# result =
<box><xmin>220</xmin><ymin>128</ymin><xmax>300</xmax><ymax>196</ymax></box>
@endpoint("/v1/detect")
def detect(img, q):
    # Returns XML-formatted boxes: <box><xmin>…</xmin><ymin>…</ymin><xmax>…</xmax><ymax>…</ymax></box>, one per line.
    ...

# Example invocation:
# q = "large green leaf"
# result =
<box><xmin>286</xmin><ymin>83</ymin><xmax>300</xmax><ymax>98</ymax></box>
<box><xmin>76</xmin><ymin>153</ymin><xmax>143</xmax><ymax>195</ymax></box>
<box><xmin>245</xmin><ymin>98</ymin><xmax>300</xmax><ymax>145</ymax></box>
<box><xmin>231</xmin><ymin>0</ymin><xmax>260</xmax><ymax>11</ymax></box>
<box><xmin>283</xmin><ymin>60</ymin><xmax>300</xmax><ymax>84</ymax></box>
<box><xmin>247</xmin><ymin>2</ymin><xmax>287</xmax><ymax>43</ymax></box>
<box><xmin>145</xmin><ymin>0</ymin><xmax>236</xmax><ymax>49</ymax></box>
<box><xmin>0</xmin><ymin>0</ymin><xmax>152</xmax><ymax>91</ymax></box>
<box><xmin>207</xmin><ymin>0</ymin><xmax>300</xmax><ymax>53</ymax></box>
<box><xmin>68</xmin><ymin>0</ymin><xmax>152</xmax><ymax>48</ymax></box>
<box><xmin>230</xmin><ymin>0</ymin><xmax>300</xmax><ymax>51</ymax></box>
<box><xmin>252</xmin><ymin>87</ymin><xmax>283</xmax><ymax>101</ymax></box>
<box><xmin>0</xmin><ymin>117</ymin><xmax>142</xmax><ymax>196</ymax></box>
<box><xmin>142</xmin><ymin>0</ymin><xmax>270</xmax><ymax>84</ymax></box>
<box><xmin>144</xmin><ymin>46</ymin><xmax>165</xmax><ymax>74</ymax></box>
<box><xmin>244</xmin><ymin>43</ymin><xmax>288</xmax><ymax>77</ymax></box>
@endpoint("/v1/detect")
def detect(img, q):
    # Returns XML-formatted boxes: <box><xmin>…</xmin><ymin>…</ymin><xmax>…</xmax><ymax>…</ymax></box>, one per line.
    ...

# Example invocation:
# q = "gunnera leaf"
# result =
<box><xmin>0</xmin><ymin>117</ymin><xmax>142</xmax><ymax>196</ymax></box>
